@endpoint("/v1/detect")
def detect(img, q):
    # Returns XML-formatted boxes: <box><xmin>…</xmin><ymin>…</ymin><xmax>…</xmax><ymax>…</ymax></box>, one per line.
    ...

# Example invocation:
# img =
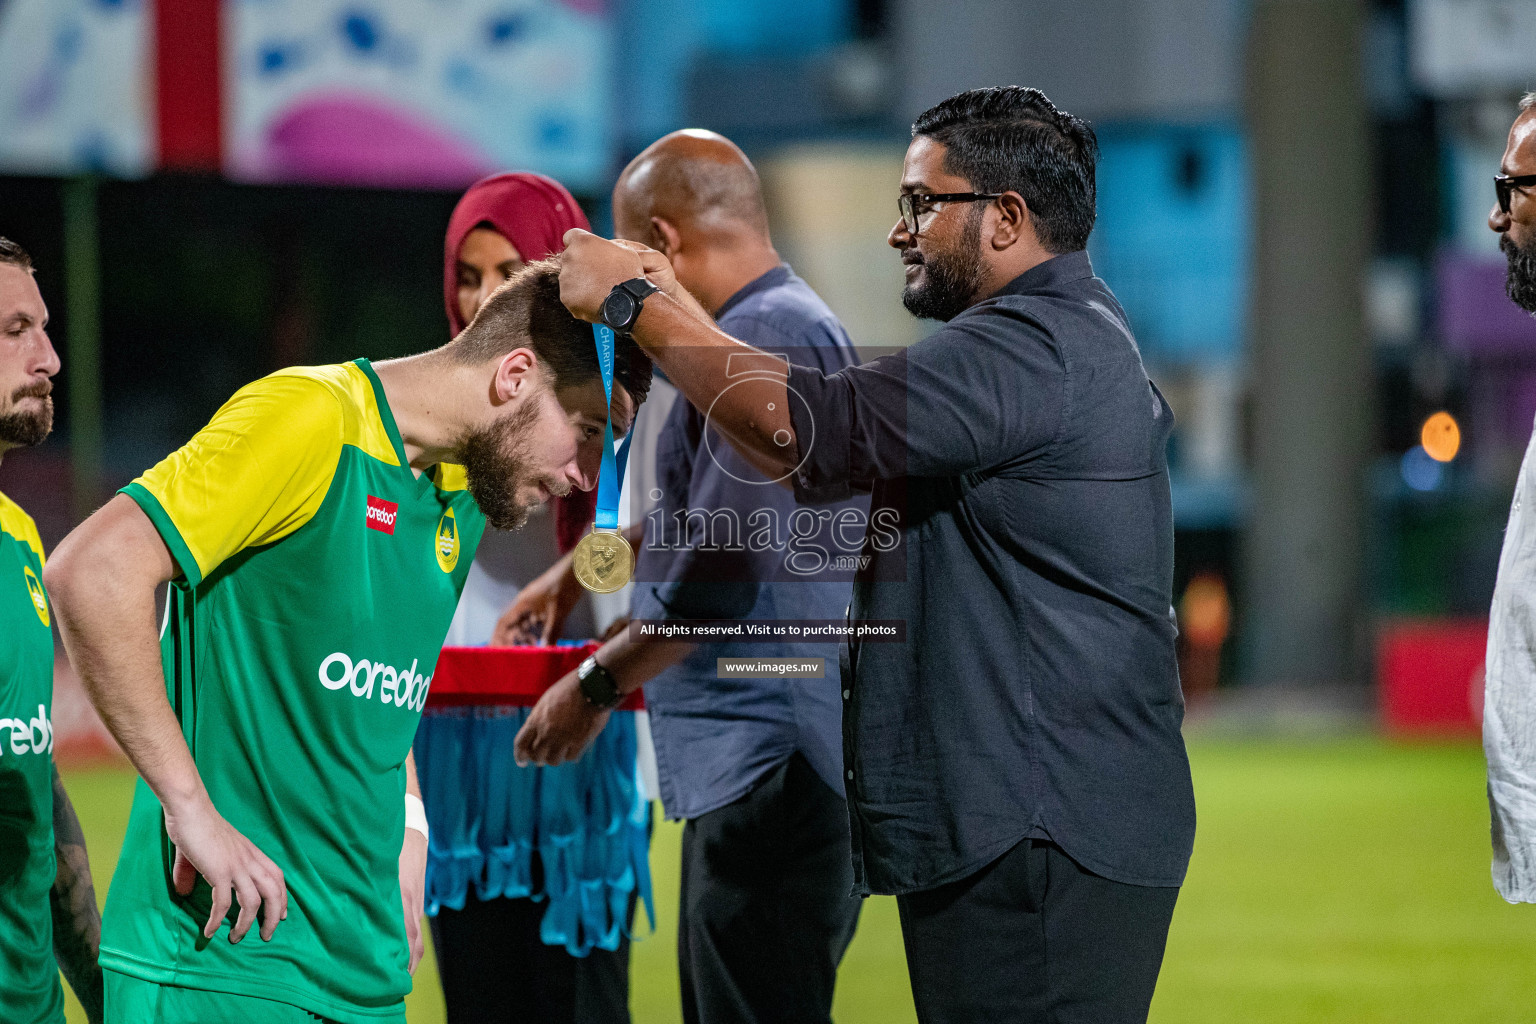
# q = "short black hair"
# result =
<box><xmin>0</xmin><ymin>237</ymin><xmax>34</xmax><ymax>273</ymax></box>
<box><xmin>451</xmin><ymin>256</ymin><xmax>652</xmax><ymax>406</ymax></box>
<box><xmin>912</xmin><ymin>86</ymin><xmax>1098</xmax><ymax>253</ymax></box>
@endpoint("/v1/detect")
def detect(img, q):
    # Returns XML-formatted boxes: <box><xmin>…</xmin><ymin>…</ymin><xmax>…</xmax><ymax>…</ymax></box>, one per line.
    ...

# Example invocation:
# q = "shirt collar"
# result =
<box><xmin>993</xmin><ymin>249</ymin><xmax>1095</xmax><ymax>299</ymax></box>
<box><xmin>714</xmin><ymin>264</ymin><xmax>792</xmax><ymax>318</ymax></box>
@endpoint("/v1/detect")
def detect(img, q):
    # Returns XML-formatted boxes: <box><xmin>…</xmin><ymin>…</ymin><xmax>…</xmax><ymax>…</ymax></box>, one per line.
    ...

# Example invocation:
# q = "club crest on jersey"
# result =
<box><xmin>22</xmin><ymin>564</ymin><xmax>47</xmax><ymax>627</ymax></box>
<box><xmin>366</xmin><ymin>495</ymin><xmax>399</xmax><ymax>535</ymax></box>
<box><xmin>435</xmin><ymin>508</ymin><xmax>459</xmax><ymax>573</ymax></box>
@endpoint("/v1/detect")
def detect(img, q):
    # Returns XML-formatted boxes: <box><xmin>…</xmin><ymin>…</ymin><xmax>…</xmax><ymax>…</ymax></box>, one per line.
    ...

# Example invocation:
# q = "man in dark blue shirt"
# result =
<box><xmin>551</xmin><ymin>88</ymin><xmax>1196</xmax><ymax>1024</ymax></box>
<box><xmin>515</xmin><ymin>130</ymin><xmax>865</xmax><ymax>1024</ymax></box>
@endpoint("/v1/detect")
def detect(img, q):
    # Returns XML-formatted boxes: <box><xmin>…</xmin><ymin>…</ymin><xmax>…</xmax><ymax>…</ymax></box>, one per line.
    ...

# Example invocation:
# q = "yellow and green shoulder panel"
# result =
<box><xmin>121</xmin><ymin>362</ymin><xmax>431</xmax><ymax>586</ymax></box>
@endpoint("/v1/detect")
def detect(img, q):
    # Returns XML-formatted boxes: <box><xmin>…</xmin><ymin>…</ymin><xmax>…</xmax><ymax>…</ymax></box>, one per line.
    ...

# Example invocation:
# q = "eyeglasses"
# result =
<box><xmin>1496</xmin><ymin>173</ymin><xmax>1536</xmax><ymax>215</ymax></box>
<box><xmin>897</xmin><ymin>192</ymin><xmax>1004</xmax><ymax>235</ymax></box>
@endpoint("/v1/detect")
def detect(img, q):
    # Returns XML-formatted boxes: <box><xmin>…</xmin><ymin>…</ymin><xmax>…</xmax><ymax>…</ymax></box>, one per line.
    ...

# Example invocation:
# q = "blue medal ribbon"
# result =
<box><xmin>592</xmin><ymin>324</ymin><xmax>633</xmax><ymax>531</ymax></box>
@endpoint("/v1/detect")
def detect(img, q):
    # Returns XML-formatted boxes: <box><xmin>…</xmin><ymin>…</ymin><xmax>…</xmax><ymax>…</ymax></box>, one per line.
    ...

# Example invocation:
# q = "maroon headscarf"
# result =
<box><xmin>444</xmin><ymin>172</ymin><xmax>598</xmax><ymax>552</ymax></box>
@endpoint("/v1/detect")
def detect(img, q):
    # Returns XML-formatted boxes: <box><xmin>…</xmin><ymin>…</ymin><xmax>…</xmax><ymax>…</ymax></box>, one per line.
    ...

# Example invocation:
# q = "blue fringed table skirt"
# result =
<box><xmin>415</xmin><ymin>647</ymin><xmax>653</xmax><ymax>957</ymax></box>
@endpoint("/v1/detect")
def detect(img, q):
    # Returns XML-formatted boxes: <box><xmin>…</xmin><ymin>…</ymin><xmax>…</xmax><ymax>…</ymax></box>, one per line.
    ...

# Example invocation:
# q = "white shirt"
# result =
<box><xmin>1486</xmin><ymin>421</ymin><xmax>1536</xmax><ymax>902</ymax></box>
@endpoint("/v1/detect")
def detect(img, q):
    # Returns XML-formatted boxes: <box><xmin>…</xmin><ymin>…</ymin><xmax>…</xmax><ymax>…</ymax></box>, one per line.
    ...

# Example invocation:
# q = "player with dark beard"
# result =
<box><xmin>45</xmin><ymin>259</ymin><xmax>648</xmax><ymax>1024</ymax></box>
<box><xmin>0</xmin><ymin>236</ymin><xmax>105</xmax><ymax>1024</ymax></box>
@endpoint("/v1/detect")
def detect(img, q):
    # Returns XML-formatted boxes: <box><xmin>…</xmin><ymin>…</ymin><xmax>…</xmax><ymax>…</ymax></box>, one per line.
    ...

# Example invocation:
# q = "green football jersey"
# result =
<box><xmin>104</xmin><ymin>360</ymin><xmax>486</xmax><ymax>1023</ymax></box>
<box><xmin>0</xmin><ymin>490</ymin><xmax>62</xmax><ymax>1024</ymax></box>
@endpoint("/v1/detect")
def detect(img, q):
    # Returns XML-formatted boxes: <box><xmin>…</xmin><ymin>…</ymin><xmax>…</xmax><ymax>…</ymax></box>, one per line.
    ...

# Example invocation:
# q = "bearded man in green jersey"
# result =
<box><xmin>45</xmin><ymin>259</ymin><xmax>651</xmax><ymax>1024</ymax></box>
<box><xmin>0</xmin><ymin>236</ymin><xmax>105</xmax><ymax>1024</ymax></box>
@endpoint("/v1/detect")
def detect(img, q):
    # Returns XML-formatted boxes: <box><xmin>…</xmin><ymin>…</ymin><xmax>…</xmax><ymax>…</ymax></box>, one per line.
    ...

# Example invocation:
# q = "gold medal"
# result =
<box><xmin>572</xmin><ymin>528</ymin><xmax>634</xmax><ymax>594</ymax></box>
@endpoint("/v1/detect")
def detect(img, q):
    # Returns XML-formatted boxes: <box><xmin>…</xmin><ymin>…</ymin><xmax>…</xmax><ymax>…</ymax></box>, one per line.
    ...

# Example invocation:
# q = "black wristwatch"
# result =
<box><xmin>577</xmin><ymin>654</ymin><xmax>623</xmax><ymax>710</ymax></box>
<box><xmin>600</xmin><ymin>277</ymin><xmax>659</xmax><ymax>334</ymax></box>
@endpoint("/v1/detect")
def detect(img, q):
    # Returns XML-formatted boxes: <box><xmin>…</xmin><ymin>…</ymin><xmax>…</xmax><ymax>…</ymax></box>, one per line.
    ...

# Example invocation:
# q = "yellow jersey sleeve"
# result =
<box><xmin>121</xmin><ymin>373</ymin><xmax>346</xmax><ymax>586</ymax></box>
<box><xmin>0</xmin><ymin>491</ymin><xmax>45</xmax><ymax>566</ymax></box>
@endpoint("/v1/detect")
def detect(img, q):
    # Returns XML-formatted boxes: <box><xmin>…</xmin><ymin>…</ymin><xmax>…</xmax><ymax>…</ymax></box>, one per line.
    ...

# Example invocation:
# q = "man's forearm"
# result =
<box><xmin>633</xmin><ymin>294</ymin><xmax>801</xmax><ymax>480</ymax></box>
<box><xmin>556</xmin><ymin>229</ymin><xmax>805</xmax><ymax>482</ymax></box>
<box><xmin>600</xmin><ymin>627</ymin><xmax>694</xmax><ymax>696</ymax></box>
<box><xmin>49</xmin><ymin>764</ymin><xmax>102</xmax><ymax>1023</ymax></box>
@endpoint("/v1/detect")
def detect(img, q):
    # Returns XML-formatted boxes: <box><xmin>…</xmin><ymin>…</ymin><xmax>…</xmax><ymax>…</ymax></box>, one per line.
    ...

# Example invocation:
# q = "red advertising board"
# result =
<box><xmin>1377</xmin><ymin>619</ymin><xmax>1486</xmax><ymax>738</ymax></box>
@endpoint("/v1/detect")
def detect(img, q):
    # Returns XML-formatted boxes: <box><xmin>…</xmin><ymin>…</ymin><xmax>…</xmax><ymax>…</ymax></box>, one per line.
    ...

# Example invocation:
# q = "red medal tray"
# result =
<box><xmin>428</xmin><ymin>645</ymin><xmax>645</xmax><ymax>710</ymax></box>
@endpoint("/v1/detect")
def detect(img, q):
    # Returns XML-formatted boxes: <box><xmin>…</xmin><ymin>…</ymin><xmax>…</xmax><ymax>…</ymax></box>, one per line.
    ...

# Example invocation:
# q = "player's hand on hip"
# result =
<box><xmin>398</xmin><ymin>829</ymin><xmax>427</xmax><ymax>974</ymax></box>
<box><xmin>163</xmin><ymin>796</ymin><xmax>287</xmax><ymax>943</ymax></box>
<box><xmin>513</xmin><ymin>671</ymin><xmax>610</xmax><ymax>767</ymax></box>
<box><xmin>558</xmin><ymin>229</ymin><xmax>646</xmax><ymax>322</ymax></box>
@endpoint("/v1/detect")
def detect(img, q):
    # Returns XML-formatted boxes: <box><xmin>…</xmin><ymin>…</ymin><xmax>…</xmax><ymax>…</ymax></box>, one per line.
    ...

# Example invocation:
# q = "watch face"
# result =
<box><xmin>603</xmin><ymin>290</ymin><xmax>636</xmax><ymax>330</ymax></box>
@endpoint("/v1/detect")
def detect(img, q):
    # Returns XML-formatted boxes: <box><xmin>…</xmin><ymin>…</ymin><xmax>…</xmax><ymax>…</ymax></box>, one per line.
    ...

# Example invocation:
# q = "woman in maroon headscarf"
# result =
<box><xmin>428</xmin><ymin>173</ymin><xmax>634</xmax><ymax>1024</ymax></box>
<box><xmin>444</xmin><ymin>173</ymin><xmax>599</xmax><ymax>568</ymax></box>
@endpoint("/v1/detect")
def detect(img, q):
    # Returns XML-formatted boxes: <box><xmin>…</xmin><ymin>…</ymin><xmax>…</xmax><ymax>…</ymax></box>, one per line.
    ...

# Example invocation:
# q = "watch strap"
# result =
<box><xmin>619</xmin><ymin>277</ymin><xmax>659</xmax><ymax>301</ymax></box>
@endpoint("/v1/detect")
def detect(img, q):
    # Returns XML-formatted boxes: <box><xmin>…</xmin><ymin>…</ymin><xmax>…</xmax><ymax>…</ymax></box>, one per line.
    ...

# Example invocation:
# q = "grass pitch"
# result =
<box><xmin>59</xmin><ymin>739</ymin><xmax>1529</xmax><ymax>1023</ymax></box>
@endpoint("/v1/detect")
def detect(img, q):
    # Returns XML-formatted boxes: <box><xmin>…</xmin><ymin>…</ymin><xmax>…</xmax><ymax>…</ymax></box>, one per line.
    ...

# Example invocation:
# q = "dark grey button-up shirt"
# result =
<box><xmin>786</xmin><ymin>250</ymin><xmax>1195</xmax><ymax>895</ymax></box>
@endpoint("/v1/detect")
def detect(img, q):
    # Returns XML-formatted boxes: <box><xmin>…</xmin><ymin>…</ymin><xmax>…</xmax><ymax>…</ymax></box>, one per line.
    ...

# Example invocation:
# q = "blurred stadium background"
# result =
<box><xmin>3</xmin><ymin>0</ymin><xmax>1535</xmax><ymax>1019</ymax></box>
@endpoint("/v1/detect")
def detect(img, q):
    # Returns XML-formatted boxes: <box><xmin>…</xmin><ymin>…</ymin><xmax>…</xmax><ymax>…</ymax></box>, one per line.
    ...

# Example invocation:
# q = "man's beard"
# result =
<box><xmin>901</xmin><ymin>206</ymin><xmax>985</xmax><ymax>322</ymax></box>
<box><xmin>457</xmin><ymin>397</ymin><xmax>568</xmax><ymax>531</ymax></box>
<box><xmin>1504</xmin><ymin>233</ymin><xmax>1536</xmax><ymax>314</ymax></box>
<box><xmin>0</xmin><ymin>382</ymin><xmax>52</xmax><ymax>448</ymax></box>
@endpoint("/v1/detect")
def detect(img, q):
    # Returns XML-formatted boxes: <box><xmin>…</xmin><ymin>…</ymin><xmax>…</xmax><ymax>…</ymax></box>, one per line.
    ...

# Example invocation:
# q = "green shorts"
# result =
<box><xmin>104</xmin><ymin>969</ymin><xmax>340</xmax><ymax>1024</ymax></box>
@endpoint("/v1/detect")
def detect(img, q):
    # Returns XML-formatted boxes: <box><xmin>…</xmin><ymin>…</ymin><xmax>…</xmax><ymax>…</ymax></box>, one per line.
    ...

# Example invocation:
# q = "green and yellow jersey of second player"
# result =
<box><xmin>103</xmin><ymin>359</ymin><xmax>486</xmax><ymax>1023</ymax></box>
<box><xmin>0</xmin><ymin>491</ymin><xmax>62</xmax><ymax>1024</ymax></box>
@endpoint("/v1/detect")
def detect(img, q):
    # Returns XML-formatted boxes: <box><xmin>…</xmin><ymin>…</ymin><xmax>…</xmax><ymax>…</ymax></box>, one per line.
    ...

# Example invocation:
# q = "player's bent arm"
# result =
<box><xmin>46</xmin><ymin>496</ymin><xmax>193</xmax><ymax>804</ymax></box>
<box><xmin>50</xmin><ymin>761</ymin><xmax>102</xmax><ymax>1024</ymax></box>
<box><xmin>45</xmin><ymin>495</ymin><xmax>288</xmax><ymax>943</ymax></box>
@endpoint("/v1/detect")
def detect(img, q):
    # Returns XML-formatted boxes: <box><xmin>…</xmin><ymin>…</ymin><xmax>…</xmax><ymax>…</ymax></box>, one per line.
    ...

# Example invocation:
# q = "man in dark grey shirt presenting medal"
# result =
<box><xmin>546</xmin><ymin>86</ymin><xmax>1196</xmax><ymax>1023</ymax></box>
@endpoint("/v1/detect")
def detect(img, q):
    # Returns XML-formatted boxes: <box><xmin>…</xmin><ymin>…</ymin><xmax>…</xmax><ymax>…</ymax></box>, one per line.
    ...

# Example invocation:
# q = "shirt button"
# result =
<box><xmin>842</xmin><ymin>689</ymin><xmax>851</xmax><ymax>700</ymax></box>
<box><xmin>846</xmin><ymin>769</ymin><xmax>854</xmax><ymax>781</ymax></box>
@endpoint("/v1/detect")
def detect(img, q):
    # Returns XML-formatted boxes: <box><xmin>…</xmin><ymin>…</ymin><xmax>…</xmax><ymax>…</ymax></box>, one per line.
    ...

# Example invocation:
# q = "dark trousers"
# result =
<box><xmin>430</xmin><ymin>892</ymin><xmax>632</xmax><ymax>1024</ymax></box>
<box><xmin>678</xmin><ymin>753</ymin><xmax>862</xmax><ymax>1024</ymax></box>
<box><xmin>897</xmin><ymin>838</ymin><xmax>1179</xmax><ymax>1024</ymax></box>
